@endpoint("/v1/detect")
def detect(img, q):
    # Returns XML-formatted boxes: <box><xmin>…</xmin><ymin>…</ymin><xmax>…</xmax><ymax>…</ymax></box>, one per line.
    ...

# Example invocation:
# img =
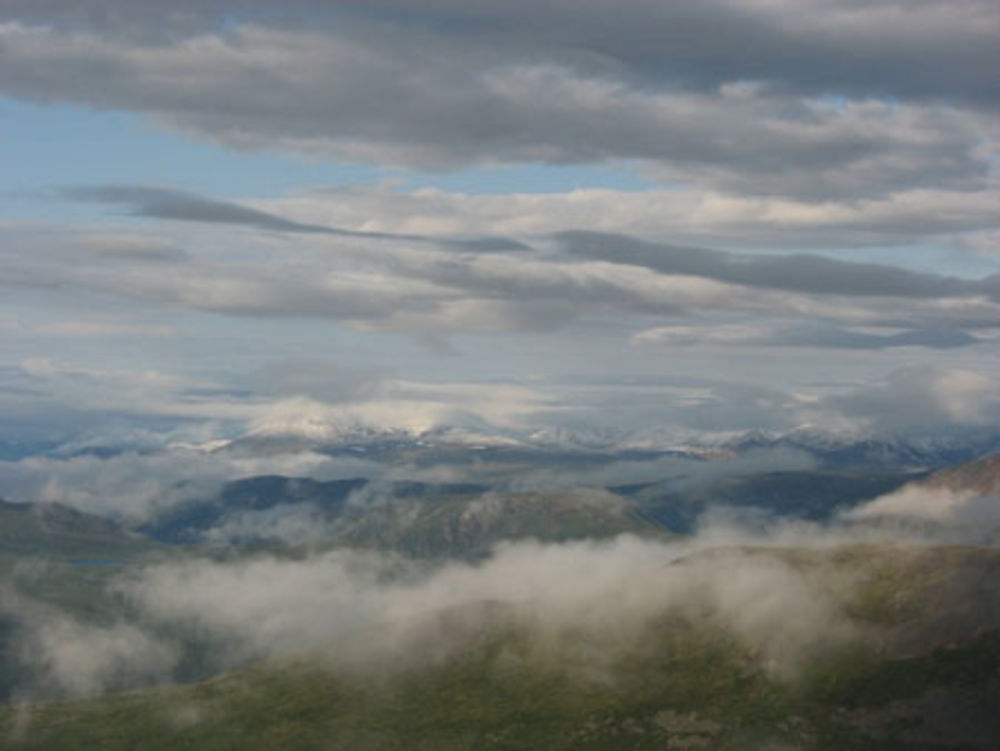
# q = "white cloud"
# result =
<box><xmin>846</xmin><ymin>484</ymin><xmax>1000</xmax><ymax>529</ymax></box>
<box><xmin>2</xmin><ymin>587</ymin><xmax>177</xmax><ymax>697</ymax></box>
<box><xmin>830</xmin><ymin>368</ymin><xmax>1000</xmax><ymax>434</ymax></box>
<box><xmin>256</xmin><ymin>184</ymin><xmax>1000</xmax><ymax>249</ymax></box>
<box><xmin>118</xmin><ymin>535</ymin><xmax>858</xmax><ymax>679</ymax></box>
<box><xmin>0</xmin><ymin>448</ymin><xmax>379</xmax><ymax>521</ymax></box>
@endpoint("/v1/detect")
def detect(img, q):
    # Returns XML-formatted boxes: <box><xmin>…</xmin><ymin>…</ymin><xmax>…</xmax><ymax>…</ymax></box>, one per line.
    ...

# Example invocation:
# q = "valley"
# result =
<box><xmin>1</xmin><ymin>437</ymin><xmax>999</xmax><ymax>749</ymax></box>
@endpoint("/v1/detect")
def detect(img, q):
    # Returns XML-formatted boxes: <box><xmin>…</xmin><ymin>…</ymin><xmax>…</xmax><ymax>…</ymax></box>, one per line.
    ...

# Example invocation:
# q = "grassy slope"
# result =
<box><xmin>332</xmin><ymin>491</ymin><xmax>671</xmax><ymax>559</ymax></box>
<box><xmin>3</xmin><ymin>623</ymin><xmax>996</xmax><ymax>750</ymax></box>
<box><xmin>0</xmin><ymin>499</ymin><xmax>158</xmax><ymax>562</ymax></box>
<box><xmin>0</xmin><ymin>499</ymin><xmax>174</xmax><ymax>624</ymax></box>
<box><xmin>0</xmin><ymin>500</ymin><xmax>181</xmax><ymax>701</ymax></box>
<box><xmin>4</xmin><ymin>544</ymin><xmax>1000</xmax><ymax>750</ymax></box>
<box><xmin>629</xmin><ymin>469</ymin><xmax>916</xmax><ymax>533</ymax></box>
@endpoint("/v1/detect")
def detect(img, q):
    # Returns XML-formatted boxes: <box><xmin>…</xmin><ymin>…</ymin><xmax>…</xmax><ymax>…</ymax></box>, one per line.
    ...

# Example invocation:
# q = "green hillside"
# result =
<box><xmin>627</xmin><ymin>469</ymin><xmax>916</xmax><ymax>532</ymax></box>
<box><xmin>0</xmin><ymin>499</ymin><xmax>159</xmax><ymax>563</ymax></box>
<box><xmin>331</xmin><ymin>490</ymin><xmax>671</xmax><ymax>558</ymax></box>
<box><xmin>4</xmin><ymin>543</ymin><xmax>998</xmax><ymax>750</ymax></box>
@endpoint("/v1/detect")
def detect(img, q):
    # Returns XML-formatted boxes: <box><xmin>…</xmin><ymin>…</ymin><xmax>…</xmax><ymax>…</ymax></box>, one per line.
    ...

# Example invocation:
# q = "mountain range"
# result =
<box><xmin>171</xmin><ymin>421</ymin><xmax>1000</xmax><ymax>473</ymax></box>
<box><xmin>3</xmin><ymin>442</ymin><xmax>1000</xmax><ymax>749</ymax></box>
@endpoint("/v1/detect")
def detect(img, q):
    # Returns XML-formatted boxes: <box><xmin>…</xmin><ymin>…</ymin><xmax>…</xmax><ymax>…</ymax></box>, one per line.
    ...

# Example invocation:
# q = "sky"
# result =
<box><xmin>2</xmin><ymin>0</ymin><xmax>1000</xmax><ymax>451</ymax></box>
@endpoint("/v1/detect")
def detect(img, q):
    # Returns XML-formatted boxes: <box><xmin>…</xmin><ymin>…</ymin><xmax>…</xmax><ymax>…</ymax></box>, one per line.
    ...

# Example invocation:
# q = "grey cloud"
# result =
<box><xmin>635</xmin><ymin>322</ymin><xmax>981</xmax><ymax>350</ymax></box>
<box><xmin>390</xmin><ymin>255</ymin><xmax>689</xmax><ymax>317</ymax></box>
<box><xmin>6</xmin><ymin>1</ymin><xmax>997</xmax><ymax>108</ymax></box>
<box><xmin>0</xmin><ymin>446</ymin><xmax>384</xmax><ymax>522</ymax></box>
<box><xmin>0</xmin><ymin>6</ymin><xmax>994</xmax><ymax>197</ymax></box>
<box><xmin>98</xmin><ymin>264</ymin><xmax>448</xmax><ymax>323</ymax></box>
<box><xmin>255</xmin><ymin>360</ymin><xmax>390</xmax><ymax>403</ymax></box>
<box><xmin>520</xmin><ymin>367</ymin><xmax>1000</xmax><ymax>442</ymax></box>
<box><xmin>201</xmin><ymin>503</ymin><xmax>334</xmax><ymax>547</ymax></box>
<box><xmin>253</xmin><ymin>184</ymin><xmax>1000</xmax><ymax>252</ymax></box>
<box><xmin>63</xmin><ymin>185</ymin><xmax>530</xmax><ymax>252</ymax></box>
<box><xmin>74</xmin><ymin>234</ymin><xmax>188</xmax><ymax>263</ymax></box>
<box><xmin>558</xmin><ymin>231</ymin><xmax>997</xmax><ymax>300</ymax></box>
<box><xmin>509</xmin><ymin>447</ymin><xmax>818</xmax><ymax>492</ymax></box>
<box><xmin>523</xmin><ymin>380</ymin><xmax>811</xmax><ymax>439</ymax></box>
<box><xmin>828</xmin><ymin>368</ymin><xmax>1000</xmax><ymax>435</ymax></box>
<box><xmin>349</xmin><ymin>1</ymin><xmax>1000</xmax><ymax>109</ymax></box>
<box><xmin>670</xmin><ymin>382</ymin><xmax>806</xmax><ymax>434</ymax></box>
<box><xmin>0</xmin><ymin>232</ymin><xmax>450</xmax><ymax>325</ymax></box>
<box><xmin>7</xmin><ymin>216</ymin><xmax>1000</xmax><ymax>340</ymax></box>
<box><xmin>58</xmin><ymin>237</ymin><xmax>686</xmax><ymax>329</ymax></box>
<box><xmin>66</xmin><ymin>186</ymin><xmax>342</xmax><ymax>235</ymax></box>
<box><xmin>777</xmin><ymin>325</ymin><xmax>979</xmax><ymax>350</ymax></box>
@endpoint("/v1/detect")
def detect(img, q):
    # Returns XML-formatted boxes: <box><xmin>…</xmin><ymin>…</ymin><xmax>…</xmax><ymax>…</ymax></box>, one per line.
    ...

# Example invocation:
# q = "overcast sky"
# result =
<box><xmin>2</xmin><ymin>0</ymin><xmax>999</xmax><ymax>450</ymax></box>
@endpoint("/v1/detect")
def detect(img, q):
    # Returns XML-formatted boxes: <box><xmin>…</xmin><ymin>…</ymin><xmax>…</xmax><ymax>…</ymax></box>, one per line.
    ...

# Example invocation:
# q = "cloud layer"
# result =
<box><xmin>4</xmin><ymin>531</ymin><xmax>869</xmax><ymax>697</ymax></box>
<box><xmin>1</xmin><ymin>1</ymin><xmax>997</xmax><ymax>198</ymax></box>
<box><xmin>0</xmin><ymin>0</ymin><xmax>998</xmax><ymax>455</ymax></box>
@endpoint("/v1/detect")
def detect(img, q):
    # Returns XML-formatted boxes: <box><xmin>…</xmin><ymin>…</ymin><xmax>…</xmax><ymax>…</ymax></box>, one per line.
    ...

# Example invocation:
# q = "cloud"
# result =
<box><xmin>3</xmin><ymin>340</ymin><xmax>999</xmax><ymax>467</ymax></box>
<box><xmin>84</xmin><ymin>263</ymin><xmax>451</xmax><ymax>324</ymax></box>
<box><xmin>9</xmin><ymin>443</ymin><xmax>1000</xmax><ymax>703</ymax></box>
<box><xmin>242</xmin><ymin>385</ymin><xmax>550</xmax><ymax>439</ymax></box>
<box><xmin>254</xmin><ymin>360</ymin><xmax>390</xmax><ymax>403</ymax></box>
<box><xmin>6</xmin><ymin>0</ymin><xmax>998</xmax><ymax>113</ymax></box>
<box><xmin>557</xmin><ymin>231</ymin><xmax>993</xmax><ymax>300</ymax></box>
<box><xmin>0</xmin><ymin>586</ymin><xmax>177</xmax><ymax>697</ymax></box>
<box><xmin>0</xmin><ymin>224</ymin><xmax>188</xmax><ymax>275</ymax></box>
<box><xmin>829</xmin><ymin>368</ymin><xmax>1000</xmax><ymax>435</ymax></box>
<box><xmin>63</xmin><ymin>186</ymin><xmax>531</xmax><ymax>252</ymax></box>
<box><xmin>34</xmin><ymin>320</ymin><xmax>177</xmax><ymax>338</ymax></box>
<box><xmin>633</xmin><ymin>322</ymin><xmax>981</xmax><ymax>350</ymax></box>
<box><xmin>116</xmin><ymin>534</ymin><xmax>858</xmax><ymax>680</ymax></box>
<box><xmin>21</xmin><ymin>617</ymin><xmax>176</xmax><ymax>697</ymax></box>
<box><xmin>0</xmin><ymin>448</ymin><xmax>382</xmax><ymax>522</ymax></box>
<box><xmin>0</xmin><ymin>377</ymin><xmax>555</xmax><ymax>520</ymax></box>
<box><xmin>74</xmin><ymin>233</ymin><xmax>189</xmax><ymax>263</ymax></box>
<box><xmin>845</xmin><ymin>484</ymin><xmax>1000</xmax><ymax>527</ymax></box>
<box><xmin>521</xmin><ymin>379</ymin><xmax>819</xmax><ymax>438</ymax></box>
<box><xmin>512</xmin><ymin>367</ymin><xmax>1000</xmax><ymax>445</ymax></box>
<box><xmin>0</xmin><ymin>357</ymin><xmax>261</xmax><ymax>430</ymax></box>
<box><xmin>508</xmin><ymin>447</ymin><xmax>818</xmax><ymax>492</ymax></box>
<box><xmin>66</xmin><ymin>186</ymin><xmax>346</xmax><ymax>235</ymax></box>
<box><xmin>6</xmin><ymin>215</ymin><xmax>1000</xmax><ymax>344</ymax></box>
<box><xmin>201</xmin><ymin>502</ymin><xmax>334</xmax><ymax>547</ymax></box>
<box><xmin>962</xmin><ymin>234</ymin><xmax>1000</xmax><ymax>256</ymax></box>
<box><xmin>251</xmin><ymin>184</ymin><xmax>1000</xmax><ymax>250</ymax></box>
<box><xmin>0</xmin><ymin>352</ymin><xmax>564</xmax><ymax>457</ymax></box>
<box><xmin>382</xmin><ymin>244</ymin><xmax>1000</xmax><ymax>336</ymax></box>
<box><xmin>0</xmin><ymin>3</ymin><xmax>995</xmax><ymax>197</ymax></box>
<box><xmin>9</xmin><ymin>492</ymin><xmax>1000</xmax><ymax>702</ymax></box>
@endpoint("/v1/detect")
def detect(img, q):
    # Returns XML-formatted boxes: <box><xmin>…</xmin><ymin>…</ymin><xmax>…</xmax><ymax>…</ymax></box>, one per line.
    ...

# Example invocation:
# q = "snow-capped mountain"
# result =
<box><xmin>209</xmin><ymin>411</ymin><xmax>1000</xmax><ymax>472</ymax></box>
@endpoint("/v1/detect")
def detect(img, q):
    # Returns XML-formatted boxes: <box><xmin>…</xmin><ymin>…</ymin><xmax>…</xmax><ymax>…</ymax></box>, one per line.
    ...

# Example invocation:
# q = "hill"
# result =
<box><xmin>842</xmin><ymin>450</ymin><xmax>1000</xmax><ymax>536</ymax></box>
<box><xmin>3</xmin><ymin>542</ymin><xmax>999</xmax><ymax>750</ymax></box>
<box><xmin>921</xmin><ymin>451</ymin><xmax>1000</xmax><ymax>496</ymax></box>
<box><xmin>621</xmin><ymin>468</ymin><xmax>916</xmax><ymax>532</ymax></box>
<box><xmin>139</xmin><ymin>479</ymin><xmax>670</xmax><ymax>557</ymax></box>
<box><xmin>0</xmin><ymin>498</ymin><xmax>157</xmax><ymax>562</ymax></box>
<box><xmin>330</xmin><ymin>489</ymin><xmax>669</xmax><ymax>558</ymax></box>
